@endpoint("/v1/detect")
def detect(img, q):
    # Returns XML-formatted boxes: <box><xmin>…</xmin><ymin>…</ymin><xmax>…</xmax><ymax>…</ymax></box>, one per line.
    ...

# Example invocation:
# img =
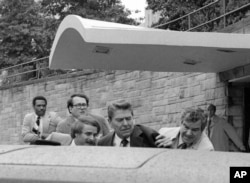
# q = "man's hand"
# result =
<box><xmin>239</xmin><ymin>145</ymin><xmax>246</xmax><ymax>152</ymax></box>
<box><xmin>155</xmin><ymin>134</ymin><xmax>173</xmax><ymax>148</ymax></box>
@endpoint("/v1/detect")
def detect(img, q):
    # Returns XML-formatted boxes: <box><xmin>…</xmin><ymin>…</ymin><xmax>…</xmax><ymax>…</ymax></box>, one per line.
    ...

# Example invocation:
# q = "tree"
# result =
<box><xmin>146</xmin><ymin>0</ymin><xmax>250</xmax><ymax>31</ymax></box>
<box><xmin>0</xmin><ymin>0</ymin><xmax>137</xmax><ymax>70</ymax></box>
<box><xmin>40</xmin><ymin>0</ymin><xmax>136</xmax><ymax>24</ymax></box>
<box><xmin>0</xmin><ymin>0</ymin><xmax>54</xmax><ymax>68</ymax></box>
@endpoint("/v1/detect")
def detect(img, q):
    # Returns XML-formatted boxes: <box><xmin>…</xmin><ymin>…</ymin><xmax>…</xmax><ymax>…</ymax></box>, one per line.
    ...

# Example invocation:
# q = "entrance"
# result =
<box><xmin>243</xmin><ymin>87</ymin><xmax>250</xmax><ymax>151</ymax></box>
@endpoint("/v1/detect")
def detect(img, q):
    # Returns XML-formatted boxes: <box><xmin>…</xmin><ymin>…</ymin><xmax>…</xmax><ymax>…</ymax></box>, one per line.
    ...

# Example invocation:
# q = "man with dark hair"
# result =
<box><xmin>206</xmin><ymin>104</ymin><xmax>245</xmax><ymax>151</ymax></box>
<box><xmin>47</xmin><ymin>116</ymin><xmax>100</xmax><ymax>146</ymax></box>
<box><xmin>56</xmin><ymin>94</ymin><xmax>110</xmax><ymax>137</ymax></box>
<box><xmin>155</xmin><ymin>107</ymin><xmax>214</xmax><ymax>150</ymax></box>
<box><xmin>22</xmin><ymin>96</ymin><xmax>62</xmax><ymax>143</ymax></box>
<box><xmin>97</xmin><ymin>101</ymin><xmax>158</xmax><ymax>147</ymax></box>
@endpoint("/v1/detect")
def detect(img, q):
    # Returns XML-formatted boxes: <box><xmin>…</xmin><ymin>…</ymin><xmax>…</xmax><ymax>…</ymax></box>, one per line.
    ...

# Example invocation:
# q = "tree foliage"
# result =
<box><xmin>0</xmin><ymin>0</ymin><xmax>46</xmax><ymax>67</ymax></box>
<box><xmin>146</xmin><ymin>0</ymin><xmax>250</xmax><ymax>31</ymax></box>
<box><xmin>0</xmin><ymin>0</ymin><xmax>136</xmax><ymax>69</ymax></box>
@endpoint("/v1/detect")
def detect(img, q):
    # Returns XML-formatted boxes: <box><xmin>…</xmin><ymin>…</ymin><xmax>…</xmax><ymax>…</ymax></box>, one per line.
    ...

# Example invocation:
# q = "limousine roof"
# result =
<box><xmin>49</xmin><ymin>15</ymin><xmax>250</xmax><ymax>73</ymax></box>
<box><xmin>0</xmin><ymin>145</ymin><xmax>249</xmax><ymax>183</ymax></box>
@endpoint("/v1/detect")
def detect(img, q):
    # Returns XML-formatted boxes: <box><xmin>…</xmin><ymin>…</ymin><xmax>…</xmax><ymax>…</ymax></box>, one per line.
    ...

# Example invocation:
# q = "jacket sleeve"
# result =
<box><xmin>42</xmin><ymin>112</ymin><xmax>63</xmax><ymax>138</ymax></box>
<box><xmin>223</xmin><ymin>121</ymin><xmax>245</xmax><ymax>150</ymax></box>
<box><xmin>21</xmin><ymin>114</ymin><xmax>39</xmax><ymax>143</ymax></box>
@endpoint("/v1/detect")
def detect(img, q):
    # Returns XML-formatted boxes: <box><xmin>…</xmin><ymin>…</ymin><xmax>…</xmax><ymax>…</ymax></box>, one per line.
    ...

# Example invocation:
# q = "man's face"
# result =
<box><xmin>74</xmin><ymin>124</ymin><xmax>98</xmax><ymax>146</ymax></box>
<box><xmin>110</xmin><ymin>109</ymin><xmax>135</xmax><ymax>139</ymax></box>
<box><xmin>180</xmin><ymin>120</ymin><xmax>202</xmax><ymax>145</ymax></box>
<box><xmin>207</xmin><ymin>107</ymin><xmax>215</xmax><ymax>118</ymax></box>
<box><xmin>70</xmin><ymin>96</ymin><xmax>88</xmax><ymax>118</ymax></box>
<box><xmin>33</xmin><ymin>100</ymin><xmax>46</xmax><ymax>116</ymax></box>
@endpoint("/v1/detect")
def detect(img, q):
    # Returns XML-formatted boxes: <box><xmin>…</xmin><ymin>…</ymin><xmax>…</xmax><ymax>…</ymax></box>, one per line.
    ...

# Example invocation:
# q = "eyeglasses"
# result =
<box><xmin>73</xmin><ymin>103</ymin><xmax>87</xmax><ymax>108</ymax></box>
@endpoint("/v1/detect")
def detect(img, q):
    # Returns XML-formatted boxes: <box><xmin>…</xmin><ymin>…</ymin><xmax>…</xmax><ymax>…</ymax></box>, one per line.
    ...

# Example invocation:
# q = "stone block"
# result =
<box><xmin>214</xmin><ymin>87</ymin><xmax>226</xmax><ymax>99</ymax></box>
<box><xmin>232</xmin><ymin>117</ymin><xmax>243</xmax><ymax>128</ymax></box>
<box><xmin>227</xmin><ymin>105</ymin><xmax>242</xmax><ymax>116</ymax></box>
<box><xmin>205</xmin><ymin>89</ymin><xmax>215</xmax><ymax>100</ymax></box>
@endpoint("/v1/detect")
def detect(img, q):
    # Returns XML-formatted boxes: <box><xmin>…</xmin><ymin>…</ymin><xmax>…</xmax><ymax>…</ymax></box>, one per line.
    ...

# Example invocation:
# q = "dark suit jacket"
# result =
<box><xmin>97</xmin><ymin>125</ymin><xmax>158</xmax><ymax>148</ymax></box>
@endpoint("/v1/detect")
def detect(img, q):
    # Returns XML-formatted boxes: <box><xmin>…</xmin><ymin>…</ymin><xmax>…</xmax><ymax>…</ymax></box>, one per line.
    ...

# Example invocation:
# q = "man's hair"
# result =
<box><xmin>70</xmin><ymin>116</ymin><xmax>100</xmax><ymax>139</ymax></box>
<box><xmin>67</xmin><ymin>94</ymin><xmax>89</xmax><ymax>113</ymax></box>
<box><xmin>181</xmin><ymin>107</ymin><xmax>207</xmax><ymax>131</ymax></box>
<box><xmin>108</xmin><ymin>101</ymin><xmax>133</xmax><ymax>120</ymax></box>
<box><xmin>207</xmin><ymin>104</ymin><xmax>216</xmax><ymax>112</ymax></box>
<box><xmin>32</xmin><ymin>96</ymin><xmax>47</xmax><ymax>106</ymax></box>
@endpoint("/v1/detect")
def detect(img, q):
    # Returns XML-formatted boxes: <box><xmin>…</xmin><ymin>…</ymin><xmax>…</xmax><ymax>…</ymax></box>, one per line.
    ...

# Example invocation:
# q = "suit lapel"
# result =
<box><xmin>107</xmin><ymin>132</ymin><xmax>115</xmax><ymax>146</ymax></box>
<box><xmin>42</xmin><ymin>112</ymin><xmax>50</xmax><ymax>133</ymax></box>
<box><xmin>130</xmin><ymin>126</ymin><xmax>144</xmax><ymax>147</ymax></box>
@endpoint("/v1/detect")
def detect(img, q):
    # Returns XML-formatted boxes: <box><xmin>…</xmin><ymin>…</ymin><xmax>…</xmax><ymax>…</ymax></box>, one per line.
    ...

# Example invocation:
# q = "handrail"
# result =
<box><xmin>0</xmin><ymin>56</ymin><xmax>49</xmax><ymax>72</ymax></box>
<box><xmin>188</xmin><ymin>2</ymin><xmax>250</xmax><ymax>31</ymax></box>
<box><xmin>154</xmin><ymin>0</ymin><xmax>219</xmax><ymax>29</ymax></box>
<box><xmin>153</xmin><ymin>0</ymin><xmax>250</xmax><ymax>32</ymax></box>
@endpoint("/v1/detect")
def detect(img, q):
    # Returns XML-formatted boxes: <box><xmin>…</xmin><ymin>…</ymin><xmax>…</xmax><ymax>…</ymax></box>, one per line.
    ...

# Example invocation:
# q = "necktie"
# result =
<box><xmin>177</xmin><ymin>143</ymin><xmax>187</xmax><ymax>149</ymax></box>
<box><xmin>36</xmin><ymin>116</ymin><xmax>40</xmax><ymax>126</ymax></box>
<box><xmin>121</xmin><ymin>138</ymin><xmax>129</xmax><ymax>147</ymax></box>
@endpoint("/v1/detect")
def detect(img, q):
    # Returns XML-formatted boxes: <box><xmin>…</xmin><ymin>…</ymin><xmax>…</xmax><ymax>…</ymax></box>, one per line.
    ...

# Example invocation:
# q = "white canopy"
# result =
<box><xmin>49</xmin><ymin>15</ymin><xmax>250</xmax><ymax>73</ymax></box>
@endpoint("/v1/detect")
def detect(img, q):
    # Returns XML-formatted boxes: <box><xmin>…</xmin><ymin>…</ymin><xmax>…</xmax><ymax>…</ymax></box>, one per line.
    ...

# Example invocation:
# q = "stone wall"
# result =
<box><xmin>0</xmin><ymin>70</ymin><xmax>227</xmax><ymax>145</ymax></box>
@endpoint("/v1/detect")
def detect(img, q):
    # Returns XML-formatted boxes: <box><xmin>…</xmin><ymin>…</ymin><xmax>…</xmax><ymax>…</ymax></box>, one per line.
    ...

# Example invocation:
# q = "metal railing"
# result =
<box><xmin>153</xmin><ymin>0</ymin><xmax>250</xmax><ymax>32</ymax></box>
<box><xmin>0</xmin><ymin>57</ymin><xmax>70</xmax><ymax>87</ymax></box>
<box><xmin>1</xmin><ymin>0</ymin><xmax>250</xmax><ymax>87</ymax></box>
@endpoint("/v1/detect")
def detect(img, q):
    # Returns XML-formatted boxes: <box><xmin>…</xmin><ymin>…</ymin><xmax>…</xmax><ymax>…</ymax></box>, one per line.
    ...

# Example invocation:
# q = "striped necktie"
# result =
<box><xmin>177</xmin><ymin>143</ymin><xmax>187</xmax><ymax>149</ymax></box>
<box><xmin>36</xmin><ymin>116</ymin><xmax>41</xmax><ymax>126</ymax></box>
<box><xmin>121</xmin><ymin>138</ymin><xmax>129</xmax><ymax>147</ymax></box>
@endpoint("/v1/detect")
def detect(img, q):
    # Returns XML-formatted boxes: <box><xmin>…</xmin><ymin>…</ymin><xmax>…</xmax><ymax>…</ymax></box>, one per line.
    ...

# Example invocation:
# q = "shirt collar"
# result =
<box><xmin>71</xmin><ymin>139</ymin><xmax>76</xmax><ymax>146</ymax></box>
<box><xmin>113</xmin><ymin>133</ymin><xmax>130</xmax><ymax>147</ymax></box>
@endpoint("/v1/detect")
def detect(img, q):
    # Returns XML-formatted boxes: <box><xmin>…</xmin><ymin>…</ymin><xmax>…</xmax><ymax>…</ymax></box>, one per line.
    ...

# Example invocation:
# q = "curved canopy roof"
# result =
<box><xmin>49</xmin><ymin>15</ymin><xmax>250</xmax><ymax>73</ymax></box>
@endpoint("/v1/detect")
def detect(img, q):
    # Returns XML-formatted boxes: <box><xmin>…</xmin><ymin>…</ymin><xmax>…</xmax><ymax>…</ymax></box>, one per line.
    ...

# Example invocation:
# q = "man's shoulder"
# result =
<box><xmin>135</xmin><ymin>124</ymin><xmax>157</xmax><ymax>134</ymax></box>
<box><xmin>59</xmin><ymin>116</ymin><xmax>74</xmax><ymax>124</ymax></box>
<box><xmin>196</xmin><ymin>132</ymin><xmax>214</xmax><ymax>151</ymax></box>
<box><xmin>214</xmin><ymin>115</ymin><xmax>226</xmax><ymax>122</ymax></box>
<box><xmin>98</xmin><ymin>132</ymin><xmax>114</xmax><ymax>145</ymax></box>
<box><xmin>89</xmin><ymin>113</ymin><xmax>106</xmax><ymax>121</ymax></box>
<box><xmin>159</xmin><ymin>127</ymin><xmax>180</xmax><ymax>136</ymax></box>
<box><xmin>24</xmin><ymin>112</ymin><xmax>35</xmax><ymax>119</ymax></box>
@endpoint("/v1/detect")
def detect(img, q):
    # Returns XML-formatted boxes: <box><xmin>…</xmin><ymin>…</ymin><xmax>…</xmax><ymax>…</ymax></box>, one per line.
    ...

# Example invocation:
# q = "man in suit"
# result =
<box><xmin>56</xmin><ymin>94</ymin><xmax>110</xmax><ymax>137</ymax></box>
<box><xmin>155</xmin><ymin>107</ymin><xmax>214</xmax><ymax>151</ymax></box>
<box><xmin>22</xmin><ymin>96</ymin><xmax>62</xmax><ymax>144</ymax></box>
<box><xmin>97</xmin><ymin>101</ymin><xmax>158</xmax><ymax>147</ymax></box>
<box><xmin>47</xmin><ymin>116</ymin><xmax>100</xmax><ymax>146</ymax></box>
<box><xmin>206</xmin><ymin>104</ymin><xmax>245</xmax><ymax>151</ymax></box>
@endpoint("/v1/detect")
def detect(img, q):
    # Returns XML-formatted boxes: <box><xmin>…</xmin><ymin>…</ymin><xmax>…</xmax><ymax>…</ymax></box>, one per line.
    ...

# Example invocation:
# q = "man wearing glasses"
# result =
<box><xmin>56</xmin><ymin>94</ymin><xmax>110</xmax><ymax>137</ymax></box>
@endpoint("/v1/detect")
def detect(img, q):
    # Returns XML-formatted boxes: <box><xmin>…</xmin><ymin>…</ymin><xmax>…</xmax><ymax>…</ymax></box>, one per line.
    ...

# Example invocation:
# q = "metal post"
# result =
<box><xmin>222</xmin><ymin>0</ymin><xmax>226</xmax><ymax>28</ymax></box>
<box><xmin>188</xmin><ymin>14</ymin><xmax>191</xmax><ymax>30</ymax></box>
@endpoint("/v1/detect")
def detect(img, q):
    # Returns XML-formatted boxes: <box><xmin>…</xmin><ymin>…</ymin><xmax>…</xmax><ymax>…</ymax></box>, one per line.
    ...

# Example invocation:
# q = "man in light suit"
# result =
<box><xmin>56</xmin><ymin>94</ymin><xmax>110</xmax><ymax>137</ymax></box>
<box><xmin>155</xmin><ymin>107</ymin><xmax>214</xmax><ymax>151</ymax></box>
<box><xmin>47</xmin><ymin>116</ymin><xmax>100</xmax><ymax>146</ymax></box>
<box><xmin>206</xmin><ymin>104</ymin><xmax>245</xmax><ymax>151</ymax></box>
<box><xmin>21</xmin><ymin>96</ymin><xmax>62</xmax><ymax>144</ymax></box>
<box><xmin>97</xmin><ymin>101</ymin><xmax>158</xmax><ymax>147</ymax></box>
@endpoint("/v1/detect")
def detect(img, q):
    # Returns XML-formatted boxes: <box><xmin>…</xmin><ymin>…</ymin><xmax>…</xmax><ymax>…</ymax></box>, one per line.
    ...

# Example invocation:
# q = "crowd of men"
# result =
<box><xmin>21</xmin><ymin>94</ymin><xmax>247</xmax><ymax>152</ymax></box>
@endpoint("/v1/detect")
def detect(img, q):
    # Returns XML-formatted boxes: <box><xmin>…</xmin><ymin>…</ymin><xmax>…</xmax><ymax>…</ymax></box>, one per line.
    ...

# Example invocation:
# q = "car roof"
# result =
<box><xmin>0</xmin><ymin>145</ymin><xmax>249</xmax><ymax>183</ymax></box>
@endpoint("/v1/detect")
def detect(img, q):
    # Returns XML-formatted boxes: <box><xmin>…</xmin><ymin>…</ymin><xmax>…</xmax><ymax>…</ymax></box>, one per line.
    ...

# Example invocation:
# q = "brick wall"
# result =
<box><xmin>0</xmin><ymin>70</ymin><xmax>227</xmax><ymax>144</ymax></box>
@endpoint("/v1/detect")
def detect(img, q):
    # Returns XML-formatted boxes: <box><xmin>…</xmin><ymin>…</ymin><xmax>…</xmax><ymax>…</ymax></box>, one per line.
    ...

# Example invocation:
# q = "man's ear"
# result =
<box><xmin>68</xmin><ymin>106</ymin><xmax>72</xmax><ymax>114</ymax></box>
<box><xmin>108</xmin><ymin>118</ymin><xmax>113</xmax><ymax>127</ymax></box>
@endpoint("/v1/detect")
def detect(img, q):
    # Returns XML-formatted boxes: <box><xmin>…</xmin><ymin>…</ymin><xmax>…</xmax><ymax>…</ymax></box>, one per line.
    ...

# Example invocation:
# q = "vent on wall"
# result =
<box><xmin>217</xmin><ymin>49</ymin><xmax>236</xmax><ymax>53</ymax></box>
<box><xmin>93</xmin><ymin>46</ymin><xmax>111</xmax><ymax>54</ymax></box>
<box><xmin>183</xmin><ymin>59</ymin><xmax>201</xmax><ymax>65</ymax></box>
